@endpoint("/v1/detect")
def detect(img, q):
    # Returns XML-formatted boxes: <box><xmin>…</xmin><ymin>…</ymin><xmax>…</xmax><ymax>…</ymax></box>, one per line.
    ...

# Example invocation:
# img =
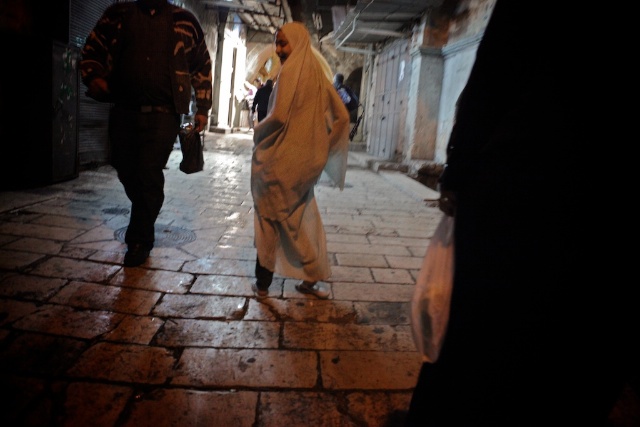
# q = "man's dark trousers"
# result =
<box><xmin>109</xmin><ymin>107</ymin><xmax>181</xmax><ymax>250</ymax></box>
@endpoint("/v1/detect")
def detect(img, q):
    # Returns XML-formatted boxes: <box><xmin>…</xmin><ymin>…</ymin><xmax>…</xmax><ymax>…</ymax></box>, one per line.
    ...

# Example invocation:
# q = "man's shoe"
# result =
<box><xmin>295</xmin><ymin>281</ymin><xmax>330</xmax><ymax>299</ymax></box>
<box><xmin>251</xmin><ymin>282</ymin><xmax>269</xmax><ymax>299</ymax></box>
<box><xmin>123</xmin><ymin>244</ymin><xmax>151</xmax><ymax>267</ymax></box>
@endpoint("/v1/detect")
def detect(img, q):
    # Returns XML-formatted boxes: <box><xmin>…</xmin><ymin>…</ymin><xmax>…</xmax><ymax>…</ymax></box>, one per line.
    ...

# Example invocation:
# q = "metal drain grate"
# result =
<box><xmin>114</xmin><ymin>224</ymin><xmax>196</xmax><ymax>248</ymax></box>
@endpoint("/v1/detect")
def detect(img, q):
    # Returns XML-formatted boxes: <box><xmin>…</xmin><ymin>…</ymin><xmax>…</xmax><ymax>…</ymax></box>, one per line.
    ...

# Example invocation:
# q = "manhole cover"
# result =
<box><xmin>114</xmin><ymin>224</ymin><xmax>196</xmax><ymax>247</ymax></box>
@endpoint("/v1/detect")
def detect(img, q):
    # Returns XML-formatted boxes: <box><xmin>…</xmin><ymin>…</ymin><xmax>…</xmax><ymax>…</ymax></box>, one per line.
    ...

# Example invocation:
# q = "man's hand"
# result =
<box><xmin>194</xmin><ymin>114</ymin><xmax>208</xmax><ymax>133</ymax></box>
<box><xmin>85</xmin><ymin>77</ymin><xmax>111</xmax><ymax>102</ymax></box>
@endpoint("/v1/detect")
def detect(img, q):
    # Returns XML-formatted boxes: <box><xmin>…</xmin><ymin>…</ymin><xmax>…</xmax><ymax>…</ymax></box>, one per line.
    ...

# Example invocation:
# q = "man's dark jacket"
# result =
<box><xmin>251</xmin><ymin>80</ymin><xmax>273</xmax><ymax>121</ymax></box>
<box><xmin>80</xmin><ymin>1</ymin><xmax>212</xmax><ymax>116</ymax></box>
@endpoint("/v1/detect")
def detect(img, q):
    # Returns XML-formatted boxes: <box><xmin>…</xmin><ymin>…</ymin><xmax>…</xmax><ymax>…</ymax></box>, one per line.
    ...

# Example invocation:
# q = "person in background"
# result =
<box><xmin>250</xmin><ymin>22</ymin><xmax>350</xmax><ymax>299</ymax></box>
<box><xmin>80</xmin><ymin>0</ymin><xmax>212</xmax><ymax>267</ymax></box>
<box><xmin>405</xmin><ymin>1</ymin><xmax>637</xmax><ymax>426</ymax></box>
<box><xmin>251</xmin><ymin>78</ymin><xmax>274</xmax><ymax>123</ymax></box>
<box><xmin>333</xmin><ymin>72</ymin><xmax>358</xmax><ymax>121</ymax></box>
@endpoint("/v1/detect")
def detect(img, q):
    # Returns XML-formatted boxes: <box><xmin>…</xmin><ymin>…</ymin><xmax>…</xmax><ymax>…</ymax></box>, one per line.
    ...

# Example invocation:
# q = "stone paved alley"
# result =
<box><xmin>0</xmin><ymin>131</ymin><xmax>443</xmax><ymax>426</ymax></box>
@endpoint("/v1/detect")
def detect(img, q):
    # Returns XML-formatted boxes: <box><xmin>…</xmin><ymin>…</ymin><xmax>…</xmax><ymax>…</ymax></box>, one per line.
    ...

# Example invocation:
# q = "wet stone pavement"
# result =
<box><xmin>0</xmin><ymin>131</ymin><xmax>443</xmax><ymax>427</ymax></box>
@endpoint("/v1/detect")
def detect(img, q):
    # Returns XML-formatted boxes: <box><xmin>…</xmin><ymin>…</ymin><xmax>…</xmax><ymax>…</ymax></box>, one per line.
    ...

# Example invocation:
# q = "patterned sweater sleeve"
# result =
<box><xmin>174</xmin><ymin>7</ymin><xmax>213</xmax><ymax>116</ymax></box>
<box><xmin>79</xmin><ymin>4</ymin><xmax>129</xmax><ymax>87</ymax></box>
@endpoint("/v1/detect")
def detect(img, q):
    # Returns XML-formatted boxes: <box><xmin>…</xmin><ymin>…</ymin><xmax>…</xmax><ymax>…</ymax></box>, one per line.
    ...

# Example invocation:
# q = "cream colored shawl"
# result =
<box><xmin>251</xmin><ymin>22</ymin><xmax>350</xmax><ymax>222</ymax></box>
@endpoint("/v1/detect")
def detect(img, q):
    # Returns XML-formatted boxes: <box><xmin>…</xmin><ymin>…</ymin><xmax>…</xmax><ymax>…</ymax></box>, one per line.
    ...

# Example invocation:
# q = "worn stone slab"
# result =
<box><xmin>12</xmin><ymin>305</ymin><xmax>124</xmax><ymax>339</ymax></box>
<box><xmin>32</xmin><ymin>214</ymin><xmax>104</xmax><ymax>230</ymax></box>
<box><xmin>30</xmin><ymin>257</ymin><xmax>121</xmax><ymax>283</ymax></box>
<box><xmin>258</xmin><ymin>391</ymin><xmax>359</xmax><ymax>427</ymax></box>
<box><xmin>325</xmin><ymin>232</ymin><xmax>370</xmax><ymax>244</ymax></box>
<box><xmin>219</xmin><ymin>234</ymin><xmax>254</xmax><ymax>247</ymax></box>
<box><xmin>370</xmin><ymin>267</ymin><xmax>415</xmax><ymax>284</ymax></box>
<box><xmin>103</xmin><ymin>315</ymin><xmax>164</xmax><ymax>345</ymax></box>
<box><xmin>74</xmin><ymin>238</ymin><xmax>125</xmax><ymax>253</ymax></box>
<box><xmin>320</xmin><ymin>350</ymin><xmax>422</xmax><ymax>389</ymax></box>
<box><xmin>283</xmin><ymin>322</ymin><xmax>416</xmax><ymax>352</ymax></box>
<box><xmin>155</xmin><ymin>319</ymin><xmax>280</xmax><ymax>348</ymax></box>
<box><xmin>24</xmin><ymin>203</ymin><xmax>112</xmax><ymax>220</ymax></box>
<box><xmin>0</xmin><ymin>222</ymin><xmax>85</xmax><ymax>241</ymax></box>
<box><xmin>328</xmin><ymin>266</ymin><xmax>373</xmax><ymax>283</ymax></box>
<box><xmin>1</xmin><ymin>333</ymin><xmax>87</xmax><ymax>376</ymax></box>
<box><xmin>178</xmin><ymin>231</ymin><xmax>226</xmax><ymax>256</ymax></box>
<box><xmin>152</xmin><ymin>294</ymin><xmax>247</xmax><ymax>320</ymax></box>
<box><xmin>0</xmin><ymin>191</ymin><xmax>53</xmax><ymax>212</ymax></box>
<box><xmin>0</xmin><ymin>299</ymin><xmax>39</xmax><ymax>327</ymax></box>
<box><xmin>321</xmin><ymin>216</ymin><xmax>376</xmax><ymax>229</ymax></box>
<box><xmin>0</xmin><ymin>234</ymin><xmax>18</xmax><ymax>246</ymax></box>
<box><xmin>208</xmin><ymin>245</ymin><xmax>256</xmax><ymax>261</ymax></box>
<box><xmin>182</xmin><ymin>257</ymin><xmax>254</xmax><ymax>276</ymax></box>
<box><xmin>0</xmin><ymin>274</ymin><xmax>66</xmax><ymax>301</ymax></box>
<box><xmin>50</xmin><ymin>281</ymin><xmax>161</xmax><ymax>315</ymax></box>
<box><xmin>87</xmin><ymin>249</ymin><xmax>127</xmax><ymax>264</ymax></box>
<box><xmin>67</xmin><ymin>342</ymin><xmax>176</xmax><ymax>384</ymax></box>
<box><xmin>58</xmin><ymin>245</ymin><xmax>98</xmax><ymax>259</ymax></box>
<box><xmin>3</xmin><ymin>237</ymin><xmax>63</xmax><ymax>255</ymax></box>
<box><xmin>121</xmin><ymin>389</ymin><xmax>257</xmax><ymax>427</ymax></box>
<box><xmin>385</xmin><ymin>255</ymin><xmax>423</xmax><ymax>269</ymax></box>
<box><xmin>255</xmin><ymin>390</ymin><xmax>411</xmax><ymax>426</ymax></box>
<box><xmin>378</xmin><ymin>170</ymin><xmax>440</xmax><ymax>201</ymax></box>
<box><xmin>408</xmin><ymin>245</ymin><xmax>428</xmax><ymax>257</ymax></box>
<box><xmin>0</xmin><ymin>249</ymin><xmax>45</xmax><ymax>270</ymax></box>
<box><xmin>245</xmin><ymin>296</ymin><xmax>356</xmax><ymax>323</ymax></box>
<box><xmin>109</xmin><ymin>268</ymin><xmax>193</xmax><ymax>293</ymax></box>
<box><xmin>64</xmin><ymin>382</ymin><xmax>133</xmax><ymax>427</ymax></box>
<box><xmin>190</xmin><ymin>274</ymin><xmax>254</xmax><ymax>295</ymax></box>
<box><xmin>336</xmin><ymin>253</ymin><xmax>388</xmax><ymax>268</ymax></box>
<box><xmin>328</xmin><ymin>241</ymin><xmax>411</xmax><ymax>256</ymax></box>
<box><xmin>145</xmin><ymin>246</ymin><xmax>197</xmax><ymax>262</ymax></box>
<box><xmin>144</xmin><ymin>254</ymin><xmax>187</xmax><ymax>271</ymax></box>
<box><xmin>332</xmin><ymin>282</ymin><xmax>415</xmax><ymax>302</ymax></box>
<box><xmin>354</xmin><ymin>301</ymin><xmax>411</xmax><ymax>325</ymax></box>
<box><xmin>367</xmin><ymin>235</ymin><xmax>430</xmax><ymax>247</ymax></box>
<box><xmin>173</xmin><ymin>348</ymin><xmax>317</xmax><ymax>388</ymax></box>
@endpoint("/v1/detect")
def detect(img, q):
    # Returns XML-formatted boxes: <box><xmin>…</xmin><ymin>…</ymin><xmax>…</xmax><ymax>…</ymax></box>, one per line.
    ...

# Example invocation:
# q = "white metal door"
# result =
<box><xmin>369</xmin><ymin>39</ymin><xmax>410</xmax><ymax>160</ymax></box>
